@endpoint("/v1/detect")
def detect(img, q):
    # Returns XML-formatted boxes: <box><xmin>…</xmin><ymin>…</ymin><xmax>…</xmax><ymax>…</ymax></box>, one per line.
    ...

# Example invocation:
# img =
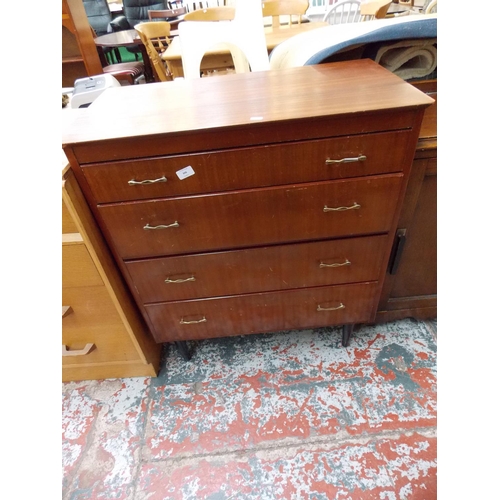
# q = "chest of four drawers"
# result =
<box><xmin>63</xmin><ymin>61</ymin><xmax>433</xmax><ymax>348</ymax></box>
<box><xmin>81</xmin><ymin>131</ymin><xmax>411</xmax><ymax>343</ymax></box>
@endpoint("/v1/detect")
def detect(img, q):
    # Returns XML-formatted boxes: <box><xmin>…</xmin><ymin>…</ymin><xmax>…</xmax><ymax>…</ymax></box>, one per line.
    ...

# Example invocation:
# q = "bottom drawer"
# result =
<box><xmin>145</xmin><ymin>282</ymin><xmax>378</xmax><ymax>343</ymax></box>
<box><xmin>62</xmin><ymin>285</ymin><xmax>142</xmax><ymax>365</ymax></box>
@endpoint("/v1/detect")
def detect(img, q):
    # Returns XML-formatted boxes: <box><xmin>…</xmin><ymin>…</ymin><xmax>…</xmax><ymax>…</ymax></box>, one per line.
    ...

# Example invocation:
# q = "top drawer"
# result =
<box><xmin>82</xmin><ymin>130</ymin><xmax>412</xmax><ymax>203</ymax></box>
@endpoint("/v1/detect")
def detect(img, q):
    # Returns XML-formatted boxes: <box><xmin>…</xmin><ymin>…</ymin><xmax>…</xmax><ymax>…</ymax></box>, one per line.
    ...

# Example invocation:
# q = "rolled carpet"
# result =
<box><xmin>374</xmin><ymin>38</ymin><xmax>437</xmax><ymax>80</ymax></box>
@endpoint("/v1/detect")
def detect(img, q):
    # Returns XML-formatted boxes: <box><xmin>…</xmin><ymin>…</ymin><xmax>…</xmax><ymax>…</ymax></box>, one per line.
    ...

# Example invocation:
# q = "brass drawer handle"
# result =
<box><xmin>325</xmin><ymin>155</ymin><xmax>366</xmax><ymax>165</ymax></box>
<box><xmin>128</xmin><ymin>176</ymin><xmax>167</xmax><ymax>185</ymax></box>
<box><xmin>180</xmin><ymin>316</ymin><xmax>207</xmax><ymax>325</ymax></box>
<box><xmin>62</xmin><ymin>343</ymin><xmax>95</xmax><ymax>357</ymax></box>
<box><xmin>323</xmin><ymin>203</ymin><xmax>360</xmax><ymax>212</ymax></box>
<box><xmin>144</xmin><ymin>221</ymin><xmax>179</xmax><ymax>230</ymax></box>
<box><xmin>317</xmin><ymin>303</ymin><xmax>345</xmax><ymax>312</ymax></box>
<box><xmin>165</xmin><ymin>276</ymin><xmax>196</xmax><ymax>284</ymax></box>
<box><xmin>319</xmin><ymin>259</ymin><xmax>351</xmax><ymax>268</ymax></box>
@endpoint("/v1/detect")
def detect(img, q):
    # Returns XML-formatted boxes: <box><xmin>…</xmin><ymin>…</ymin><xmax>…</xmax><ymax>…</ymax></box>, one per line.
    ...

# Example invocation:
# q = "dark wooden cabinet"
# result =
<box><xmin>62</xmin><ymin>61</ymin><xmax>433</xmax><ymax>349</ymax></box>
<box><xmin>376</xmin><ymin>80</ymin><xmax>437</xmax><ymax>321</ymax></box>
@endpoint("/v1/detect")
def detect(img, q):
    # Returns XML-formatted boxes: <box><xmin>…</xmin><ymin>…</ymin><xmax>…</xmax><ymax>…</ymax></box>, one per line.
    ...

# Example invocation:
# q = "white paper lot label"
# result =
<box><xmin>176</xmin><ymin>166</ymin><xmax>195</xmax><ymax>180</ymax></box>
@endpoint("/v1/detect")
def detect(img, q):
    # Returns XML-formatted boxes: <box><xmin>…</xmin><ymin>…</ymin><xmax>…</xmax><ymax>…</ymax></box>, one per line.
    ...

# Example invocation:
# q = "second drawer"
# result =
<box><xmin>126</xmin><ymin>235</ymin><xmax>388</xmax><ymax>302</ymax></box>
<box><xmin>99</xmin><ymin>175</ymin><xmax>402</xmax><ymax>259</ymax></box>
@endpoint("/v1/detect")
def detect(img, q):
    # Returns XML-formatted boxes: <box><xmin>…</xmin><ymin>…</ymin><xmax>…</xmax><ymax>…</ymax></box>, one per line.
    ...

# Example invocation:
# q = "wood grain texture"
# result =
<box><xmin>62</xmin><ymin>168</ymin><xmax>161</xmax><ymax>381</ymax></box>
<box><xmin>376</xmin><ymin>79</ymin><xmax>437</xmax><ymax>321</ymax></box>
<box><xmin>62</xmin><ymin>200</ymin><xmax>79</xmax><ymax>233</ymax></box>
<box><xmin>62</xmin><ymin>60</ymin><xmax>433</xmax><ymax>154</ymax></box>
<box><xmin>145</xmin><ymin>282</ymin><xmax>378</xmax><ymax>343</ymax></box>
<box><xmin>98</xmin><ymin>175</ymin><xmax>402</xmax><ymax>259</ymax></box>
<box><xmin>62</xmin><ymin>243</ymin><xmax>103</xmax><ymax>288</ymax></box>
<box><xmin>126</xmin><ymin>235</ymin><xmax>388</xmax><ymax>302</ymax></box>
<box><xmin>82</xmin><ymin>130</ymin><xmax>412</xmax><ymax>203</ymax></box>
<box><xmin>62</xmin><ymin>62</ymin><xmax>434</xmax><ymax>349</ymax></box>
<box><xmin>62</xmin><ymin>285</ymin><xmax>142</xmax><ymax>365</ymax></box>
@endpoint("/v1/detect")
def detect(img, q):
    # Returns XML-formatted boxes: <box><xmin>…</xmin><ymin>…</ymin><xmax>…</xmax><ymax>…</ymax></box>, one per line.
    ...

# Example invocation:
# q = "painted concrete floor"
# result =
<box><xmin>62</xmin><ymin>318</ymin><xmax>437</xmax><ymax>500</ymax></box>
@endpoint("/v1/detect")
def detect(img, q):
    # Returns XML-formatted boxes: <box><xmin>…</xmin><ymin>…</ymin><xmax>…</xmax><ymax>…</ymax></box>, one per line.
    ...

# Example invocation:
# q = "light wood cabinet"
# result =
<box><xmin>62</xmin><ymin>163</ymin><xmax>161</xmax><ymax>381</ymax></box>
<box><xmin>62</xmin><ymin>60</ymin><xmax>433</xmax><ymax>356</ymax></box>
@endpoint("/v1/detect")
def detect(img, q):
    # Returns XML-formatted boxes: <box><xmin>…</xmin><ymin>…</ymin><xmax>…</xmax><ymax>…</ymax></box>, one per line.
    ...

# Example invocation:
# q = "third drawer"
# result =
<box><xmin>126</xmin><ymin>235</ymin><xmax>388</xmax><ymax>303</ymax></box>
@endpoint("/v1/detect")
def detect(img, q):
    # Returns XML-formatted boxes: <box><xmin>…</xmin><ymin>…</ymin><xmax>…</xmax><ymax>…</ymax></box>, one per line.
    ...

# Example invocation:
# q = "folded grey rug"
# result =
<box><xmin>374</xmin><ymin>38</ymin><xmax>437</xmax><ymax>80</ymax></box>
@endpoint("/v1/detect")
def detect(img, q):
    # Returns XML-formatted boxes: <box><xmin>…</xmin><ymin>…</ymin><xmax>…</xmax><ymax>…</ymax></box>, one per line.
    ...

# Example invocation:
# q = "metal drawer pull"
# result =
<box><xmin>180</xmin><ymin>316</ymin><xmax>207</xmax><ymax>325</ymax></box>
<box><xmin>62</xmin><ymin>343</ymin><xmax>94</xmax><ymax>357</ymax></box>
<box><xmin>317</xmin><ymin>303</ymin><xmax>345</xmax><ymax>312</ymax></box>
<box><xmin>165</xmin><ymin>276</ymin><xmax>196</xmax><ymax>284</ymax></box>
<box><xmin>144</xmin><ymin>221</ymin><xmax>179</xmax><ymax>230</ymax></box>
<box><xmin>325</xmin><ymin>155</ymin><xmax>366</xmax><ymax>165</ymax></box>
<box><xmin>323</xmin><ymin>203</ymin><xmax>360</xmax><ymax>212</ymax></box>
<box><xmin>319</xmin><ymin>259</ymin><xmax>351</xmax><ymax>268</ymax></box>
<box><xmin>128</xmin><ymin>176</ymin><xmax>167</xmax><ymax>185</ymax></box>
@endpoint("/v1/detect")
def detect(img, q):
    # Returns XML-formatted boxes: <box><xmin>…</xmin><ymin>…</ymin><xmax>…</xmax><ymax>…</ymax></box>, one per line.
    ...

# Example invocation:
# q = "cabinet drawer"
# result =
<box><xmin>127</xmin><ymin>235</ymin><xmax>388</xmax><ymax>302</ymax></box>
<box><xmin>62</xmin><ymin>285</ymin><xmax>142</xmax><ymax>365</ymax></box>
<box><xmin>145</xmin><ymin>282</ymin><xmax>378</xmax><ymax>343</ymax></box>
<box><xmin>62</xmin><ymin>242</ymin><xmax>103</xmax><ymax>288</ymax></box>
<box><xmin>99</xmin><ymin>174</ymin><xmax>402</xmax><ymax>259</ymax></box>
<box><xmin>62</xmin><ymin>200</ymin><xmax>78</xmax><ymax>234</ymax></box>
<box><xmin>82</xmin><ymin>130</ymin><xmax>411</xmax><ymax>203</ymax></box>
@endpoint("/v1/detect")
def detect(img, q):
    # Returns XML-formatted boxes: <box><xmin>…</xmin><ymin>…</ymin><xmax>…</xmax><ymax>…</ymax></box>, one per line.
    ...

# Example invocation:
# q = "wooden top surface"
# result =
<box><xmin>162</xmin><ymin>21</ymin><xmax>329</xmax><ymax>59</ymax></box>
<box><xmin>62</xmin><ymin>60</ymin><xmax>434</xmax><ymax>147</ymax></box>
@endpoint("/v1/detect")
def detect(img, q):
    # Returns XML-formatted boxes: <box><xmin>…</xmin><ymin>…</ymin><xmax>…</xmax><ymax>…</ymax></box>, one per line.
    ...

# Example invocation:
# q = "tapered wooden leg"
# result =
<box><xmin>175</xmin><ymin>341</ymin><xmax>191</xmax><ymax>361</ymax></box>
<box><xmin>342</xmin><ymin>324</ymin><xmax>354</xmax><ymax>347</ymax></box>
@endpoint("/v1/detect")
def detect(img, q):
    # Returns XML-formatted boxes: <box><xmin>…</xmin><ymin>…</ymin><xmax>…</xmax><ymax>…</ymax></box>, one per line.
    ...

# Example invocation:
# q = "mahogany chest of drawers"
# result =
<box><xmin>62</xmin><ymin>60</ymin><xmax>433</xmax><ymax>356</ymax></box>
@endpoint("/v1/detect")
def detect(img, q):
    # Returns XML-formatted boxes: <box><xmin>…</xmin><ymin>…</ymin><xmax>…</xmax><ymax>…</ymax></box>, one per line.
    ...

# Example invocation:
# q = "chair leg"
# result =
<box><xmin>342</xmin><ymin>324</ymin><xmax>354</xmax><ymax>347</ymax></box>
<box><xmin>175</xmin><ymin>341</ymin><xmax>191</xmax><ymax>361</ymax></box>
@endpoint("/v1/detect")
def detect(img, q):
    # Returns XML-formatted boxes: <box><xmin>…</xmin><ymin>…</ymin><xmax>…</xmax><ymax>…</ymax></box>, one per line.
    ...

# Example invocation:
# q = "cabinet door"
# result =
<box><xmin>377</xmin><ymin>156</ymin><xmax>437</xmax><ymax>321</ymax></box>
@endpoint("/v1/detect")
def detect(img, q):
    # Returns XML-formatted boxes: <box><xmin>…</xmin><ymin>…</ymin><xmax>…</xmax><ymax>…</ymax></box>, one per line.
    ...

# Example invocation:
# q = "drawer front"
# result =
<box><xmin>82</xmin><ymin>130</ymin><xmax>411</xmax><ymax>203</ymax></box>
<box><xmin>99</xmin><ymin>175</ymin><xmax>402</xmax><ymax>259</ymax></box>
<box><xmin>62</xmin><ymin>243</ymin><xmax>103</xmax><ymax>288</ymax></box>
<box><xmin>127</xmin><ymin>235</ymin><xmax>388</xmax><ymax>302</ymax></box>
<box><xmin>62</xmin><ymin>200</ymin><xmax>78</xmax><ymax>234</ymax></box>
<box><xmin>62</xmin><ymin>285</ymin><xmax>141</xmax><ymax>365</ymax></box>
<box><xmin>145</xmin><ymin>282</ymin><xmax>378</xmax><ymax>343</ymax></box>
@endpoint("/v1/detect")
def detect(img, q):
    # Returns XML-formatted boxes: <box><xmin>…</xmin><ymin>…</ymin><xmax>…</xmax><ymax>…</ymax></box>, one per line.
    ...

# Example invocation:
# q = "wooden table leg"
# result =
<box><xmin>139</xmin><ymin>45</ymin><xmax>155</xmax><ymax>83</ymax></box>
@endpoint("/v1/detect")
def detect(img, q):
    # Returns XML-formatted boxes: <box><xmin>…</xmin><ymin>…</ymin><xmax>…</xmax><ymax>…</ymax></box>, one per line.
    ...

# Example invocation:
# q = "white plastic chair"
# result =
<box><xmin>305</xmin><ymin>0</ymin><xmax>337</xmax><ymax>22</ymax></box>
<box><xmin>425</xmin><ymin>0</ymin><xmax>437</xmax><ymax>14</ymax></box>
<box><xmin>323</xmin><ymin>0</ymin><xmax>362</xmax><ymax>24</ymax></box>
<box><xmin>178</xmin><ymin>0</ymin><xmax>270</xmax><ymax>79</ymax></box>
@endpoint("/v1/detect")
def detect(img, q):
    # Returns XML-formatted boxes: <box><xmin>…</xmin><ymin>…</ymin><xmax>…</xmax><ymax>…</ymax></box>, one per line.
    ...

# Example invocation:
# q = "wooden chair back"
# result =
<box><xmin>262</xmin><ymin>0</ymin><xmax>309</xmax><ymax>28</ymax></box>
<box><xmin>134</xmin><ymin>22</ymin><xmax>173</xmax><ymax>81</ymax></box>
<box><xmin>183</xmin><ymin>6</ymin><xmax>235</xmax><ymax>20</ymax></box>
